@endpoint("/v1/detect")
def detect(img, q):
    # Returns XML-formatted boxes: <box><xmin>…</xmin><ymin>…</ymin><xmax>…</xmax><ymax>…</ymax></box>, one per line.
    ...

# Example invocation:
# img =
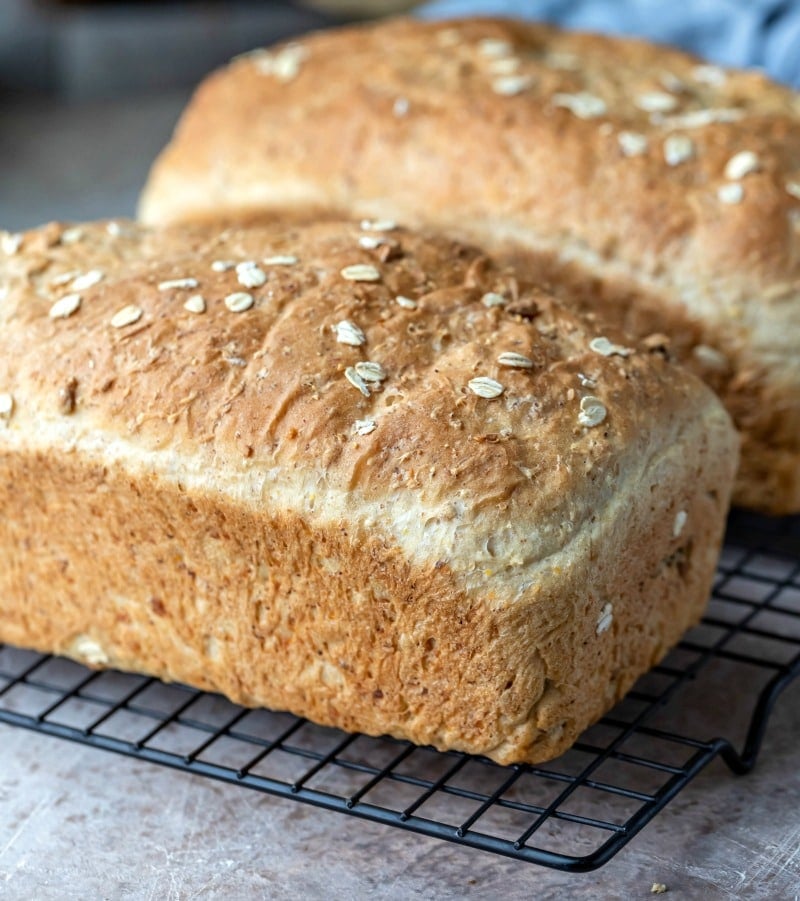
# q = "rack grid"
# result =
<box><xmin>1</xmin><ymin>511</ymin><xmax>798</xmax><ymax>872</ymax></box>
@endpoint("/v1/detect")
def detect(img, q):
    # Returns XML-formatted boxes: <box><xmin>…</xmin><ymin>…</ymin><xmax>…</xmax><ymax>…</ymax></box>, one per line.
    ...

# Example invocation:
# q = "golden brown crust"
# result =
<box><xmin>498</xmin><ymin>246</ymin><xmax>800</xmax><ymax>515</ymax></box>
<box><xmin>0</xmin><ymin>218</ymin><xmax>738</xmax><ymax>763</ymax></box>
<box><xmin>137</xmin><ymin>17</ymin><xmax>800</xmax><ymax>513</ymax></box>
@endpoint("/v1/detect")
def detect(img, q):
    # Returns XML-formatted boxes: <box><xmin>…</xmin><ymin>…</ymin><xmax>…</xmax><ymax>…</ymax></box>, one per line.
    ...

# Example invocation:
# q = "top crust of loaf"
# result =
<box><xmin>140</xmin><ymin>17</ymin><xmax>800</xmax><ymax>298</ymax></box>
<box><xmin>135</xmin><ymin>16</ymin><xmax>800</xmax><ymax>512</ymax></box>
<box><xmin>0</xmin><ymin>219</ymin><xmax>734</xmax><ymax>586</ymax></box>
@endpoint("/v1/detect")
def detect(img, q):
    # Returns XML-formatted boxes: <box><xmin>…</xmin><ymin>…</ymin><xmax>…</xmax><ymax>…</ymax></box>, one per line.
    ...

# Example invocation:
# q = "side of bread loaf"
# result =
<box><xmin>138</xmin><ymin>17</ymin><xmax>800</xmax><ymax>514</ymax></box>
<box><xmin>0</xmin><ymin>219</ymin><xmax>737</xmax><ymax>764</ymax></box>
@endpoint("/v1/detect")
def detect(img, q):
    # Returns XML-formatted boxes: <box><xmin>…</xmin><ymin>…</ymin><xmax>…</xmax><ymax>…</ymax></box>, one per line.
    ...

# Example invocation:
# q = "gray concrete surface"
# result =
<box><xmin>1</xmin><ymin>681</ymin><xmax>798</xmax><ymax>900</ymax></box>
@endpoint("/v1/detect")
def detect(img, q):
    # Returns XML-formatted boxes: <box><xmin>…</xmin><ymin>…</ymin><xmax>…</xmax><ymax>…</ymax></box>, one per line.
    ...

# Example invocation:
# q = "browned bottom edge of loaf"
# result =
<box><xmin>0</xmin><ymin>446</ymin><xmax>728</xmax><ymax>765</ymax></box>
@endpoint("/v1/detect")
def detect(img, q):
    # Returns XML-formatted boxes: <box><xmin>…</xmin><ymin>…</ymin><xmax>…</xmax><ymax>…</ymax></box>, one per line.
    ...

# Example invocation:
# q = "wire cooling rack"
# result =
<box><xmin>1</xmin><ymin>512</ymin><xmax>798</xmax><ymax>872</ymax></box>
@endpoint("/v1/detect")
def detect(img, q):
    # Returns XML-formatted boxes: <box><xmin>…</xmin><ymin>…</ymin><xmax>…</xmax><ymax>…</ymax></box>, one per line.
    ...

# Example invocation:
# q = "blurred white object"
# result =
<box><xmin>303</xmin><ymin>1</ymin><xmax>419</xmax><ymax>11</ymax></box>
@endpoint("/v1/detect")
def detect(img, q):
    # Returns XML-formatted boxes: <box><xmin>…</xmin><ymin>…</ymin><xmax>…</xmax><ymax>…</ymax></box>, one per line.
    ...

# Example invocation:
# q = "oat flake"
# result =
<box><xmin>618</xmin><ymin>131</ymin><xmax>648</xmax><ymax>157</ymax></box>
<box><xmin>635</xmin><ymin>91</ymin><xmax>678</xmax><ymax>113</ymax></box>
<box><xmin>353</xmin><ymin>419</ymin><xmax>377</xmax><ymax>436</ymax></box>
<box><xmin>478</xmin><ymin>38</ymin><xmax>513</xmax><ymax>57</ymax></box>
<box><xmin>692</xmin><ymin>64</ymin><xmax>726</xmax><ymax>86</ymax></box>
<box><xmin>718</xmin><ymin>183</ymin><xmax>744</xmax><ymax>204</ymax></box>
<box><xmin>71</xmin><ymin>270</ymin><xmax>104</xmax><ymax>292</ymax></box>
<box><xmin>1</xmin><ymin>233</ymin><xmax>22</xmax><ymax>255</ymax></box>
<box><xmin>341</xmin><ymin>264</ymin><xmax>381</xmax><ymax>282</ymax></box>
<box><xmin>49</xmin><ymin>293</ymin><xmax>82</xmax><ymax>319</ymax></box>
<box><xmin>183</xmin><ymin>294</ymin><xmax>206</xmax><ymax>314</ymax></box>
<box><xmin>596</xmin><ymin>603</ymin><xmax>614</xmax><ymax>635</ymax></box>
<box><xmin>158</xmin><ymin>278</ymin><xmax>199</xmax><ymax>291</ymax></box>
<box><xmin>354</xmin><ymin>361</ymin><xmax>386</xmax><ymax>382</ymax></box>
<box><xmin>497</xmin><ymin>352</ymin><xmax>533</xmax><ymax>369</ymax></box>
<box><xmin>724</xmin><ymin>151</ymin><xmax>760</xmax><ymax>180</ymax></box>
<box><xmin>263</xmin><ymin>255</ymin><xmax>299</xmax><ymax>266</ymax></box>
<box><xmin>345</xmin><ymin>366</ymin><xmax>370</xmax><ymax>397</ymax></box>
<box><xmin>578</xmin><ymin>395</ymin><xmax>607</xmax><ymax>427</ymax></box>
<box><xmin>236</xmin><ymin>262</ymin><xmax>267</xmax><ymax>289</ymax></box>
<box><xmin>552</xmin><ymin>92</ymin><xmax>607</xmax><ymax>119</ymax></box>
<box><xmin>358</xmin><ymin>235</ymin><xmax>390</xmax><ymax>250</ymax></box>
<box><xmin>335</xmin><ymin>320</ymin><xmax>366</xmax><ymax>347</ymax></box>
<box><xmin>468</xmin><ymin>377</ymin><xmax>504</xmax><ymax>398</ymax></box>
<box><xmin>663</xmin><ymin>134</ymin><xmax>694</xmax><ymax>167</ymax></box>
<box><xmin>224</xmin><ymin>292</ymin><xmax>254</xmax><ymax>313</ymax></box>
<box><xmin>60</xmin><ymin>227</ymin><xmax>84</xmax><ymax>245</ymax></box>
<box><xmin>0</xmin><ymin>393</ymin><xmax>14</xmax><ymax>420</ymax></box>
<box><xmin>492</xmin><ymin>74</ymin><xmax>534</xmax><ymax>96</ymax></box>
<box><xmin>589</xmin><ymin>336</ymin><xmax>632</xmax><ymax>357</ymax></box>
<box><xmin>360</xmin><ymin>219</ymin><xmax>397</xmax><ymax>233</ymax></box>
<box><xmin>110</xmin><ymin>305</ymin><xmax>143</xmax><ymax>328</ymax></box>
<box><xmin>488</xmin><ymin>58</ymin><xmax>521</xmax><ymax>75</ymax></box>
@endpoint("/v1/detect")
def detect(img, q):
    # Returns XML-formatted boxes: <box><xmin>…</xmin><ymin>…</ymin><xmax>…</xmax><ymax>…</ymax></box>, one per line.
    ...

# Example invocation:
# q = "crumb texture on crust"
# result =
<box><xmin>0</xmin><ymin>219</ymin><xmax>738</xmax><ymax>763</ymax></box>
<box><xmin>137</xmin><ymin>17</ymin><xmax>800</xmax><ymax>512</ymax></box>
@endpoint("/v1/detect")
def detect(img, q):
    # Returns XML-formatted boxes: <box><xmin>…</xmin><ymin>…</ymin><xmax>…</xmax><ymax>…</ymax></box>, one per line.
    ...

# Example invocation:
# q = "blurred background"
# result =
<box><xmin>0</xmin><ymin>0</ymin><xmax>421</xmax><ymax>230</ymax></box>
<box><xmin>0</xmin><ymin>1</ymin><xmax>424</xmax><ymax>101</ymax></box>
<box><xmin>1</xmin><ymin>0</ymin><xmax>798</xmax><ymax>230</ymax></box>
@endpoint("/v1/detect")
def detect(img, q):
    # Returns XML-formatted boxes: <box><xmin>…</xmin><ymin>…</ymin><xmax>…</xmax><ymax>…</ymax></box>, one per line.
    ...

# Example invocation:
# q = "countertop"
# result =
<box><xmin>1</xmin><ymin>92</ymin><xmax>799</xmax><ymax>901</ymax></box>
<box><xmin>1</xmin><ymin>680</ymin><xmax>799</xmax><ymax>900</ymax></box>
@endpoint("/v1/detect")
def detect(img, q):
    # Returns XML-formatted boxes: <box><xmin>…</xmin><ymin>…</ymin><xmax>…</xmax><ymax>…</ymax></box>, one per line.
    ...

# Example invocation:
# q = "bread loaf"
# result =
<box><xmin>0</xmin><ymin>218</ymin><xmax>737</xmax><ymax>764</ymax></box>
<box><xmin>138</xmin><ymin>17</ymin><xmax>800</xmax><ymax>514</ymax></box>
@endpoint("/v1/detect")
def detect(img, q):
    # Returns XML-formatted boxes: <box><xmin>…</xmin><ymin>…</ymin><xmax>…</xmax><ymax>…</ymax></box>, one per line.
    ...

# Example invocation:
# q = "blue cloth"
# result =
<box><xmin>418</xmin><ymin>0</ymin><xmax>800</xmax><ymax>87</ymax></box>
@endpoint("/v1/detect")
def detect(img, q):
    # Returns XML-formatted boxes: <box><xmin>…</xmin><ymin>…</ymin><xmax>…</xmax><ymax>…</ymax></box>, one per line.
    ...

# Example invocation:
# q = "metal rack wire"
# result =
<box><xmin>1</xmin><ymin>512</ymin><xmax>798</xmax><ymax>872</ymax></box>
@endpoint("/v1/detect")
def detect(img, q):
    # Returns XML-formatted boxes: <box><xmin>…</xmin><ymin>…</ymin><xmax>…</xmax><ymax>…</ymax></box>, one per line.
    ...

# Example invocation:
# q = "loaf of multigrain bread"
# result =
<box><xmin>138</xmin><ymin>17</ymin><xmax>800</xmax><ymax>514</ymax></box>
<box><xmin>0</xmin><ymin>218</ymin><xmax>737</xmax><ymax>764</ymax></box>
